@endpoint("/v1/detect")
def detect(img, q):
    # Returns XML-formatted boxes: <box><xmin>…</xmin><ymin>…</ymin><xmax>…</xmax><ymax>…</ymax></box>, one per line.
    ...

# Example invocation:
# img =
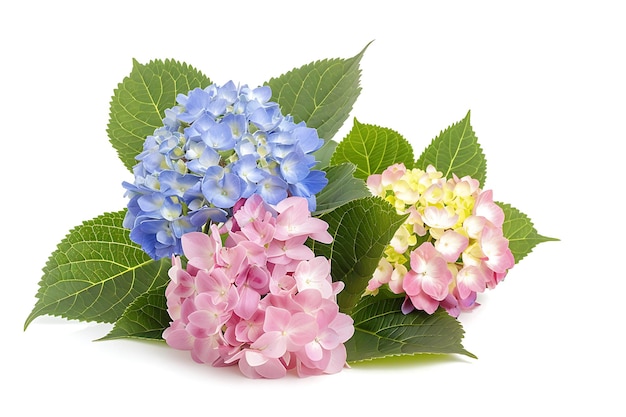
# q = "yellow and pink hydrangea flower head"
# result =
<box><xmin>366</xmin><ymin>163</ymin><xmax>514</xmax><ymax>317</ymax></box>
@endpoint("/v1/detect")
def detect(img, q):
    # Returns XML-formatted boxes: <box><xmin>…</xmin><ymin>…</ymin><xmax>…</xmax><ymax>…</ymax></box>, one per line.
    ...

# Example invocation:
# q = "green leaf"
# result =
<box><xmin>310</xmin><ymin>197</ymin><xmax>408</xmax><ymax>314</ymax></box>
<box><xmin>107</xmin><ymin>59</ymin><xmax>211</xmax><ymax>172</ymax></box>
<box><xmin>99</xmin><ymin>284</ymin><xmax>170</xmax><ymax>341</ymax></box>
<box><xmin>499</xmin><ymin>202</ymin><xmax>559</xmax><ymax>263</ymax></box>
<box><xmin>24</xmin><ymin>210</ymin><xmax>170</xmax><ymax>329</ymax></box>
<box><xmin>313</xmin><ymin>163</ymin><xmax>371</xmax><ymax>216</ymax></box>
<box><xmin>312</xmin><ymin>139</ymin><xmax>339</xmax><ymax>170</ymax></box>
<box><xmin>330</xmin><ymin>119</ymin><xmax>415</xmax><ymax>180</ymax></box>
<box><xmin>267</xmin><ymin>42</ymin><xmax>371</xmax><ymax>142</ymax></box>
<box><xmin>415</xmin><ymin>110</ymin><xmax>487</xmax><ymax>185</ymax></box>
<box><xmin>346</xmin><ymin>297</ymin><xmax>476</xmax><ymax>362</ymax></box>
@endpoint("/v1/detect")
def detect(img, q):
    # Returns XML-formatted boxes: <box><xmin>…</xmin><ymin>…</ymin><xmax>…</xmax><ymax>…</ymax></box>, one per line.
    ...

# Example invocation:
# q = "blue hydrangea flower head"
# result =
<box><xmin>123</xmin><ymin>81</ymin><xmax>328</xmax><ymax>260</ymax></box>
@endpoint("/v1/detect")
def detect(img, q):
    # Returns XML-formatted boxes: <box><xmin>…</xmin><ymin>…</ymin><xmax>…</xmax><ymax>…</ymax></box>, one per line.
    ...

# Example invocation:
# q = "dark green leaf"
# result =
<box><xmin>24</xmin><ymin>210</ymin><xmax>170</xmax><ymax>329</ymax></box>
<box><xmin>310</xmin><ymin>197</ymin><xmax>407</xmax><ymax>314</ymax></box>
<box><xmin>312</xmin><ymin>139</ymin><xmax>339</xmax><ymax>170</ymax></box>
<box><xmin>313</xmin><ymin>163</ymin><xmax>371</xmax><ymax>216</ymax></box>
<box><xmin>107</xmin><ymin>59</ymin><xmax>211</xmax><ymax>172</ymax></box>
<box><xmin>346</xmin><ymin>297</ymin><xmax>476</xmax><ymax>362</ymax></box>
<box><xmin>331</xmin><ymin>119</ymin><xmax>414</xmax><ymax>180</ymax></box>
<box><xmin>415</xmin><ymin>110</ymin><xmax>487</xmax><ymax>185</ymax></box>
<box><xmin>99</xmin><ymin>284</ymin><xmax>170</xmax><ymax>341</ymax></box>
<box><xmin>499</xmin><ymin>202</ymin><xmax>559</xmax><ymax>263</ymax></box>
<box><xmin>267</xmin><ymin>42</ymin><xmax>371</xmax><ymax>142</ymax></box>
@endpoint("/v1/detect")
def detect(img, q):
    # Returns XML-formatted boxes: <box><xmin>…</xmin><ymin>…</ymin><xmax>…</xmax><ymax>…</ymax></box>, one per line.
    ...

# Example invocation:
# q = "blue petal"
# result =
<box><xmin>248</xmin><ymin>102</ymin><xmax>283</xmax><ymax>131</ymax></box>
<box><xmin>159</xmin><ymin>171</ymin><xmax>202</xmax><ymax>198</ymax></box>
<box><xmin>222</xmin><ymin>113</ymin><xmax>247</xmax><ymax>140</ymax></box>
<box><xmin>255</xmin><ymin>175</ymin><xmax>288</xmax><ymax>205</ymax></box>
<box><xmin>292</xmin><ymin>125</ymin><xmax>324</xmax><ymax>153</ymax></box>
<box><xmin>201</xmin><ymin>122</ymin><xmax>236</xmax><ymax>151</ymax></box>
<box><xmin>201</xmin><ymin>167</ymin><xmax>244</xmax><ymax>208</ymax></box>
<box><xmin>160</xmin><ymin>197</ymin><xmax>183</xmax><ymax>221</ymax></box>
<box><xmin>280</xmin><ymin>150</ymin><xmax>315</xmax><ymax>184</ymax></box>
<box><xmin>137</xmin><ymin>193</ymin><xmax>164</xmax><ymax>214</ymax></box>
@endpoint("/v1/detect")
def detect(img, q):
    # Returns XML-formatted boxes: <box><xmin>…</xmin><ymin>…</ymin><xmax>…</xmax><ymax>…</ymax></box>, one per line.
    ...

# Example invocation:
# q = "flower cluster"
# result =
<box><xmin>122</xmin><ymin>82</ymin><xmax>328</xmax><ymax>260</ymax></box>
<box><xmin>366</xmin><ymin>163</ymin><xmax>515</xmax><ymax>317</ymax></box>
<box><xmin>163</xmin><ymin>195</ymin><xmax>354</xmax><ymax>378</ymax></box>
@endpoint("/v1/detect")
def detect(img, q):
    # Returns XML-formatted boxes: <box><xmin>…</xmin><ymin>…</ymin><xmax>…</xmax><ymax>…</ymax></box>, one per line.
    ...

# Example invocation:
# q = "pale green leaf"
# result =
<box><xmin>99</xmin><ymin>284</ymin><xmax>170</xmax><ymax>341</ymax></box>
<box><xmin>415</xmin><ymin>110</ymin><xmax>487</xmax><ymax>185</ymax></box>
<box><xmin>313</xmin><ymin>163</ymin><xmax>371</xmax><ymax>216</ymax></box>
<box><xmin>107</xmin><ymin>59</ymin><xmax>211</xmax><ymax>172</ymax></box>
<box><xmin>24</xmin><ymin>210</ymin><xmax>170</xmax><ymax>329</ymax></box>
<box><xmin>267</xmin><ymin>42</ymin><xmax>371</xmax><ymax>142</ymax></box>
<box><xmin>310</xmin><ymin>197</ymin><xmax>407</xmax><ymax>314</ymax></box>
<box><xmin>499</xmin><ymin>202</ymin><xmax>559</xmax><ymax>263</ymax></box>
<box><xmin>346</xmin><ymin>297</ymin><xmax>476</xmax><ymax>362</ymax></box>
<box><xmin>331</xmin><ymin>119</ymin><xmax>414</xmax><ymax>180</ymax></box>
<box><xmin>312</xmin><ymin>139</ymin><xmax>338</xmax><ymax>170</ymax></box>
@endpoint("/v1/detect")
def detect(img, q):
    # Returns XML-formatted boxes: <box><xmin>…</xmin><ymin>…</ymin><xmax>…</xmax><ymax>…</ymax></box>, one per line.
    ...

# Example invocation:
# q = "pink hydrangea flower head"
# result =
<box><xmin>162</xmin><ymin>194</ymin><xmax>353</xmax><ymax>378</ymax></box>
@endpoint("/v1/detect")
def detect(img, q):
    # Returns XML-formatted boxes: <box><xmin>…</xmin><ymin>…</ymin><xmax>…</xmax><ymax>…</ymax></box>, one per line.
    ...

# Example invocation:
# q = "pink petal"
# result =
<box><xmin>305</xmin><ymin>340</ymin><xmax>324</xmax><ymax>362</ymax></box>
<box><xmin>409</xmin><ymin>292</ymin><xmax>440</xmax><ymax>314</ymax></box>
<box><xmin>191</xmin><ymin>335</ymin><xmax>222</xmax><ymax>365</ymax></box>
<box><xmin>188</xmin><ymin>310</ymin><xmax>223</xmax><ymax>336</ymax></box>
<box><xmin>254</xmin><ymin>357</ymin><xmax>287</xmax><ymax>379</ymax></box>
<box><xmin>329</xmin><ymin>313</ymin><xmax>354</xmax><ymax>342</ymax></box>
<box><xmin>252</xmin><ymin>331</ymin><xmax>287</xmax><ymax>358</ymax></box>
<box><xmin>381</xmin><ymin>163</ymin><xmax>407</xmax><ymax>186</ymax></box>
<box><xmin>318</xmin><ymin>328</ymin><xmax>341</xmax><ymax>350</ymax></box>
<box><xmin>480</xmin><ymin>226</ymin><xmax>515</xmax><ymax>273</ymax></box>
<box><xmin>435</xmin><ymin>230</ymin><xmax>469</xmax><ymax>262</ymax></box>
<box><xmin>474</xmin><ymin>190</ymin><xmax>505</xmax><ymax>227</ymax></box>
<box><xmin>286</xmin><ymin>313</ymin><xmax>318</xmax><ymax>347</ymax></box>
<box><xmin>321</xmin><ymin>345</ymin><xmax>348</xmax><ymax>374</ymax></box>
<box><xmin>456</xmin><ymin>265</ymin><xmax>487</xmax><ymax>299</ymax></box>
<box><xmin>422</xmin><ymin>206</ymin><xmax>458</xmax><ymax>229</ymax></box>
<box><xmin>243</xmin><ymin>349</ymin><xmax>269</xmax><ymax>367</ymax></box>
<box><xmin>234</xmin><ymin>285</ymin><xmax>261</xmax><ymax>320</ymax></box>
<box><xmin>421</xmin><ymin>274</ymin><xmax>450</xmax><ymax>301</ymax></box>
<box><xmin>163</xmin><ymin>324</ymin><xmax>193</xmax><ymax>350</ymax></box>
<box><xmin>182</xmin><ymin>232</ymin><xmax>218</xmax><ymax>270</ymax></box>
<box><xmin>366</xmin><ymin>174</ymin><xmax>383</xmax><ymax>195</ymax></box>
<box><xmin>263</xmin><ymin>306</ymin><xmax>291</xmax><ymax>332</ymax></box>
<box><xmin>402</xmin><ymin>270</ymin><xmax>422</xmax><ymax>297</ymax></box>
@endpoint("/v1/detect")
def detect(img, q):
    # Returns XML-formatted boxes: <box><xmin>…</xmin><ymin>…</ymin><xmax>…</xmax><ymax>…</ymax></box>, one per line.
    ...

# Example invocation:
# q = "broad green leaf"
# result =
<box><xmin>24</xmin><ymin>210</ymin><xmax>170</xmax><ymax>329</ymax></box>
<box><xmin>415</xmin><ymin>110</ymin><xmax>487</xmax><ymax>185</ymax></box>
<box><xmin>330</xmin><ymin>119</ymin><xmax>415</xmax><ymax>180</ymax></box>
<box><xmin>99</xmin><ymin>284</ymin><xmax>170</xmax><ymax>341</ymax></box>
<box><xmin>312</xmin><ymin>139</ymin><xmax>339</xmax><ymax>170</ymax></box>
<box><xmin>107</xmin><ymin>59</ymin><xmax>211</xmax><ymax>172</ymax></box>
<box><xmin>267</xmin><ymin>42</ymin><xmax>371</xmax><ymax>142</ymax></box>
<box><xmin>313</xmin><ymin>163</ymin><xmax>371</xmax><ymax>216</ymax></box>
<box><xmin>346</xmin><ymin>297</ymin><xmax>476</xmax><ymax>362</ymax></box>
<box><xmin>499</xmin><ymin>202</ymin><xmax>559</xmax><ymax>263</ymax></box>
<box><xmin>310</xmin><ymin>197</ymin><xmax>407</xmax><ymax>314</ymax></box>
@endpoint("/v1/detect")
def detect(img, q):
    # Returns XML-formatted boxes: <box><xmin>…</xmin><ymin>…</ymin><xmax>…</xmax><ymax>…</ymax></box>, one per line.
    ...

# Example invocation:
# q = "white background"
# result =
<box><xmin>3</xmin><ymin>1</ymin><xmax>624</xmax><ymax>415</ymax></box>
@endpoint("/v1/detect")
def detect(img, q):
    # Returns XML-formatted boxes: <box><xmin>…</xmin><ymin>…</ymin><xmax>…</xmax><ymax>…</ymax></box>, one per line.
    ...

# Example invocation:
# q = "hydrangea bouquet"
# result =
<box><xmin>24</xmin><ymin>44</ymin><xmax>556</xmax><ymax>378</ymax></box>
